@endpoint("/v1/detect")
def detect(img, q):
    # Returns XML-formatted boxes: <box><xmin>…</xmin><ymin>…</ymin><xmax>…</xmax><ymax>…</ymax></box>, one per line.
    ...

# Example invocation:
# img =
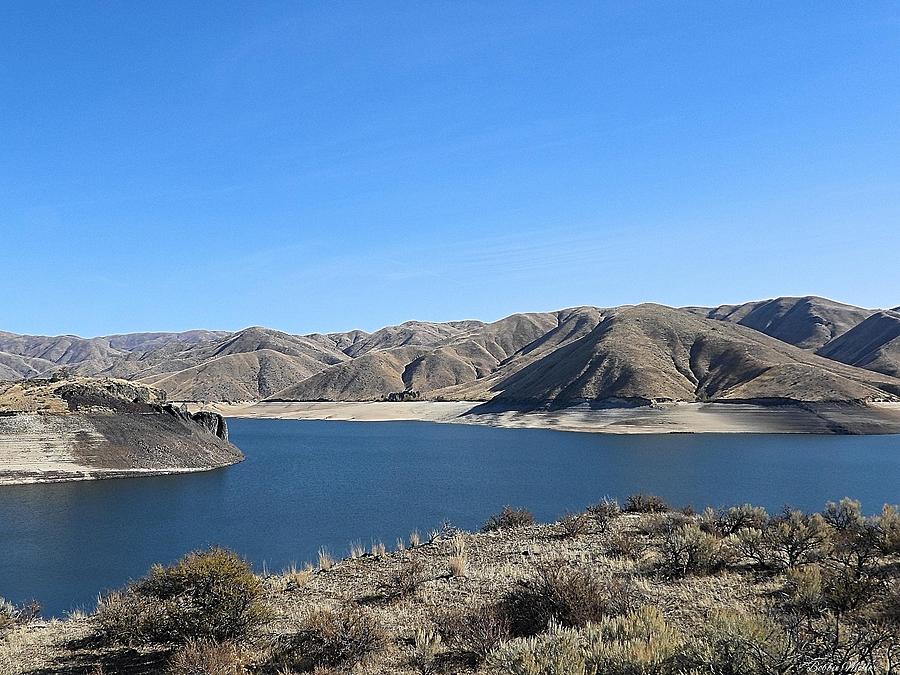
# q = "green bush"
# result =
<box><xmin>874</xmin><ymin>504</ymin><xmax>900</xmax><ymax>555</ymax></box>
<box><xmin>683</xmin><ymin>610</ymin><xmax>796</xmax><ymax>674</ymax></box>
<box><xmin>767</xmin><ymin>510</ymin><xmax>829</xmax><ymax>569</ymax></box>
<box><xmin>822</xmin><ymin>498</ymin><xmax>865</xmax><ymax>532</ymax></box>
<box><xmin>271</xmin><ymin>604</ymin><xmax>385</xmax><ymax>671</ymax></box>
<box><xmin>483</xmin><ymin>506</ymin><xmax>536</xmax><ymax>532</ymax></box>
<box><xmin>97</xmin><ymin>547</ymin><xmax>268</xmax><ymax>645</ymax></box>
<box><xmin>485</xmin><ymin>606</ymin><xmax>681</xmax><ymax>675</ymax></box>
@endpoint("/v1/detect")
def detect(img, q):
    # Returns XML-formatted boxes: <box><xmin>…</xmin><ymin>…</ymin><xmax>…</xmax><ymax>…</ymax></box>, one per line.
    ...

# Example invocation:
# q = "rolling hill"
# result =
<box><xmin>2</xmin><ymin>297</ymin><xmax>899</xmax><ymax>406</ymax></box>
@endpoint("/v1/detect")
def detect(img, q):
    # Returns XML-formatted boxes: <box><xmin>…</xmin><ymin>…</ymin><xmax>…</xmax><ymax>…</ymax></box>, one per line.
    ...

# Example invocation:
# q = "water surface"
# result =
<box><xmin>2</xmin><ymin>419</ymin><xmax>899</xmax><ymax>616</ymax></box>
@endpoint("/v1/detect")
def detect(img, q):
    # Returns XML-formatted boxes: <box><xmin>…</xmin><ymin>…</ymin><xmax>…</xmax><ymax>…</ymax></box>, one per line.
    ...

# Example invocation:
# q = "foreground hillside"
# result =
<box><xmin>3</xmin><ymin>497</ymin><xmax>898</xmax><ymax>673</ymax></box>
<box><xmin>0</xmin><ymin>377</ymin><xmax>242</xmax><ymax>484</ymax></box>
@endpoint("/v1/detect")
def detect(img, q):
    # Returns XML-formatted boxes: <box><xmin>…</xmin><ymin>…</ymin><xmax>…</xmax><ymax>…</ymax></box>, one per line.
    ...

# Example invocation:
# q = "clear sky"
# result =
<box><xmin>2</xmin><ymin>2</ymin><xmax>898</xmax><ymax>337</ymax></box>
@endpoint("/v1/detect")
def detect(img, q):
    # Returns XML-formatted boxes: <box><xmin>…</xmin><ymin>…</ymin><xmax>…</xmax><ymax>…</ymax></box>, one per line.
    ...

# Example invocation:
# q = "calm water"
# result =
<box><xmin>2</xmin><ymin>419</ymin><xmax>900</xmax><ymax>616</ymax></box>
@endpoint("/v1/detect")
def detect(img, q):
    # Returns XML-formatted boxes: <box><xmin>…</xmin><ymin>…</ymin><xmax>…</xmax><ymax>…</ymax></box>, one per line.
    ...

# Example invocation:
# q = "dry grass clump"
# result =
<box><xmin>499</xmin><ymin>561</ymin><xmax>646</xmax><ymax>637</ymax></box>
<box><xmin>411</xmin><ymin>626</ymin><xmax>442</xmax><ymax>675</ymax></box>
<box><xmin>317</xmin><ymin>548</ymin><xmax>334</xmax><ymax>571</ymax></box>
<box><xmin>409</xmin><ymin>530</ymin><xmax>421</xmax><ymax>547</ymax></box>
<box><xmin>270</xmin><ymin>604</ymin><xmax>385</xmax><ymax>672</ymax></box>
<box><xmin>623</xmin><ymin>493</ymin><xmax>670</xmax><ymax>514</ymax></box>
<box><xmin>166</xmin><ymin>640</ymin><xmax>250</xmax><ymax>674</ymax></box>
<box><xmin>482</xmin><ymin>506</ymin><xmax>535</xmax><ymax>532</ymax></box>
<box><xmin>96</xmin><ymin>547</ymin><xmax>267</xmax><ymax>646</ymax></box>
<box><xmin>449</xmin><ymin>535</ymin><xmax>468</xmax><ymax>577</ymax></box>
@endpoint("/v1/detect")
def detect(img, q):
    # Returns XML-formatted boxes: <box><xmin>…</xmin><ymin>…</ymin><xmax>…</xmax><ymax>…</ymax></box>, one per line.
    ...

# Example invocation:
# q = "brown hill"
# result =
<box><xmin>817</xmin><ymin>310</ymin><xmax>900</xmax><ymax>378</ymax></box>
<box><xmin>692</xmin><ymin>296</ymin><xmax>873</xmax><ymax>350</ymax></box>
<box><xmin>270</xmin><ymin>305</ymin><xmax>900</xmax><ymax>406</ymax></box>
<box><xmin>452</xmin><ymin>304</ymin><xmax>900</xmax><ymax>406</ymax></box>
<box><xmin>269</xmin><ymin>312</ymin><xmax>563</xmax><ymax>401</ymax></box>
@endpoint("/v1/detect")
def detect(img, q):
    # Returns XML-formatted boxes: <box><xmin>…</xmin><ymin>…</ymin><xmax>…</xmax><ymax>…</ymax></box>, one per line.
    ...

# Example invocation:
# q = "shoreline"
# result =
<box><xmin>188</xmin><ymin>400</ymin><xmax>900</xmax><ymax>435</ymax></box>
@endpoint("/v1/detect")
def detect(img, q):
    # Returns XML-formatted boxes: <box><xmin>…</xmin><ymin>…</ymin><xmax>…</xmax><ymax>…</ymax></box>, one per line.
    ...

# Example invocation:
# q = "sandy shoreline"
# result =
<box><xmin>188</xmin><ymin>401</ymin><xmax>900</xmax><ymax>435</ymax></box>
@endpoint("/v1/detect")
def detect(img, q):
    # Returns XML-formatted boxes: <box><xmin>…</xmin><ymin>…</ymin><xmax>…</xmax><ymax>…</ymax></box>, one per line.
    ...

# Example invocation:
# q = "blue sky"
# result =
<box><xmin>2</xmin><ymin>2</ymin><xmax>898</xmax><ymax>337</ymax></box>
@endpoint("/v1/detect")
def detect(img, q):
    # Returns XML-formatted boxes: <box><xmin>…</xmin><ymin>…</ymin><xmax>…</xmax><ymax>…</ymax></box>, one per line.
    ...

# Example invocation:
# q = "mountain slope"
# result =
<box><xmin>818</xmin><ymin>310</ymin><xmax>900</xmax><ymax>378</ymax></box>
<box><xmin>269</xmin><ymin>312</ymin><xmax>562</xmax><ymax>401</ymax></box>
<box><xmin>693</xmin><ymin>296</ymin><xmax>873</xmax><ymax>350</ymax></box>
<box><xmin>442</xmin><ymin>304</ymin><xmax>900</xmax><ymax>406</ymax></box>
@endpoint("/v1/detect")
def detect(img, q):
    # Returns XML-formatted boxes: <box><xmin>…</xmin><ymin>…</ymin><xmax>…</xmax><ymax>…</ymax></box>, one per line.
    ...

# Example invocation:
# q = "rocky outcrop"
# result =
<box><xmin>0</xmin><ymin>378</ymin><xmax>242</xmax><ymax>485</ymax></box>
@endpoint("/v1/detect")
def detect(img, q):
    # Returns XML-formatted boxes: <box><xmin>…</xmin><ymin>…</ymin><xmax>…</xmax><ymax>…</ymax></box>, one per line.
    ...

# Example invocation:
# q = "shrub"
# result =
<box><xmin>271</xmin><ymin>604</ymin><xmax>385</xmax><ymax>671</ymax></box>
<box><xmin>380</xmin><ymin>559</ymin><xmax>427</xmax><ymax>600</ymax></box>
<box><xmin>485</xmin><ymin>606</ymin><xmax>681</xmax><ymax>675</ymax></box>
<box><xmin>97</xmin><ymin>547</ymin><xmax>267</xmax><ymax>645</ymax></box>
<box><xmin>656</xmin><ymin>524</ymin><xmax>732</xmax><ymax>578</ymax></box>
<box><xmin>624</xmin><ymin>493</ymin><xmax>670</xmax><ymax>513</ymax></box>
<box><xmin>784</xmin><ymin>565</ymin><xmax>824</xmax><ymax>616</ymax></box>
<box><xmin>499</xmin><ymin>562</ymin><xmax>646</xmax><ymax>637</ymax></box>
<box><xmin>586</xmin><ymin>498</ymin><xmax>620</xmax><ymax>532</ymax></box>
<box><xmin>438</xmin><ymin>603</ymin><xmax>512</xmax><ymax>663</ymax></box>
<box><xmin>409</xmin><ymin>530</ymin><xmax>422</xmax><ymax>547</ymax></box>
<box><xmin>822</xmin><ymin>498</ymin><xmax>865</xmax><ymax>532</ymax></box>
<box><xmin>558</xmin><ymin>512</ymin><xmax>591</xmax><ymax>538</ymax></box>
<box><xmin>874</xmin><ymin>504</ymin><xmax>900</xmax><ymax>555</ymax></box>
<box><xmin>767</xmin><ymin>510</ymin><xmax>829</xmax><ymax>569</ymax></box>
<box><xmin>0</xmin><ymin>598</ymin><xmax>40</xmax><ymax>632</ymax></box>
<box><xmin>732</xmin><ymin>527</ymin><xmax>770</xmax><ymax>568</ymax></box>
<box><xmin>684</xmin><ymin>610</ymin><xmax>796</xmax><ymax>674</ymax></box>
<box><xmin>412</xmin><ymin>626</ymin><xmax>442</xmax><ymax>675</ymax></box>
<box><xmin>638</xmin><ymin>512</ymin><xmax>691</xmax><ymax>537</ymax></box>
<box><xmin>607</xmin><ymin>530</ymin><xmax>646</xmax><ymax>559</ymax></box>
<box><xmin>167</xmin><ymin>640</ymin><xmax>249</xmax><ymax>674</ymax></box>
<box><xmin>482</xmin><ymin>506</ymin><xmax>535</xmax><ymax>532</ymax></box>
<box><xmin>701</xmin><ymin>504</ymin><xmax>769</xmax><ymax>536</ymax></box>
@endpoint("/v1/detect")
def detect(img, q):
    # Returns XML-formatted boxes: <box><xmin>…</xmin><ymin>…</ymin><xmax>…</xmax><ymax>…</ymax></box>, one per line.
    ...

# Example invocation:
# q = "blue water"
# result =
<box><xmin>2</xmin><ymin>419</ymin><xmax>899</xmax><ymax>616</ymax></box>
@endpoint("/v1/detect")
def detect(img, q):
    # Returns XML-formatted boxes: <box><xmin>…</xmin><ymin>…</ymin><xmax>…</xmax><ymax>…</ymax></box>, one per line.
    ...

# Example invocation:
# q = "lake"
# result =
<box><xmin>2</xmin><ymin>418</ymin><xmax>900</xmax><ymax>616</ymax></box>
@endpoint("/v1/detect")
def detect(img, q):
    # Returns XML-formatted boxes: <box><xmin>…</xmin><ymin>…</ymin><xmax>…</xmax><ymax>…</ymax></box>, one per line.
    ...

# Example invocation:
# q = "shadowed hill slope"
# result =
<box><xmin>817</xmin><ymin>310</ymin><xmax>900</xmax><ymax>378</ymax></box>
<box><xmin>270</xmin><ymin>305</ymin><xmax>900</xmax><ymax>406</ymax></box>
<box><xmin>3</xmin><ymin>298</ymin><xmax>899</xmax><ymax>405</ymax></box>
<box><xmin>690</xmin><ymin>296</ymin><xmax>873</xmax><ymax>350</ymax></box>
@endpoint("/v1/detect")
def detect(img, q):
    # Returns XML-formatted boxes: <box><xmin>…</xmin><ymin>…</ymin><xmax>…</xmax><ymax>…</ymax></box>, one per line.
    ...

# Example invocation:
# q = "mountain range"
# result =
<box><xmin>2</xmin><ymin>296</ymin><xmax>899</xmax><ymax>407</ymax></box>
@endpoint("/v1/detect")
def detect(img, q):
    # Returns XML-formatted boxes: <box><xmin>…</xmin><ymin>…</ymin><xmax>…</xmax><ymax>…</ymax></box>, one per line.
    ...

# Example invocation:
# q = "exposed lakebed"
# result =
<box><xmin>2</xmin><ymin>418</ymin><xmax>899</xmax><ymax>616</ymax></box>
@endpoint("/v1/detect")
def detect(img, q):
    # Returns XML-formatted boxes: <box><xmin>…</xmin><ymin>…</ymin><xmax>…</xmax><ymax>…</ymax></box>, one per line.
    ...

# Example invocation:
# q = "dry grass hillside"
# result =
<box><xmin>693</xmin><ymin>296</ymin><xmax>874</xmax><ymax>350</ymax></box>
<box><xmin>3</xmin><ymin>496</ymin><xmax>898</xmax><ymax>673</ymax></box>
<box><xmin>2</xmin><ymin>297</ymin><xmax>899</xmax><ymax>404</ymax></box>
<box><xmin>818</xmin><ymin>310</ymin><xmax>900</xmax><ymax>378</ymax></box>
